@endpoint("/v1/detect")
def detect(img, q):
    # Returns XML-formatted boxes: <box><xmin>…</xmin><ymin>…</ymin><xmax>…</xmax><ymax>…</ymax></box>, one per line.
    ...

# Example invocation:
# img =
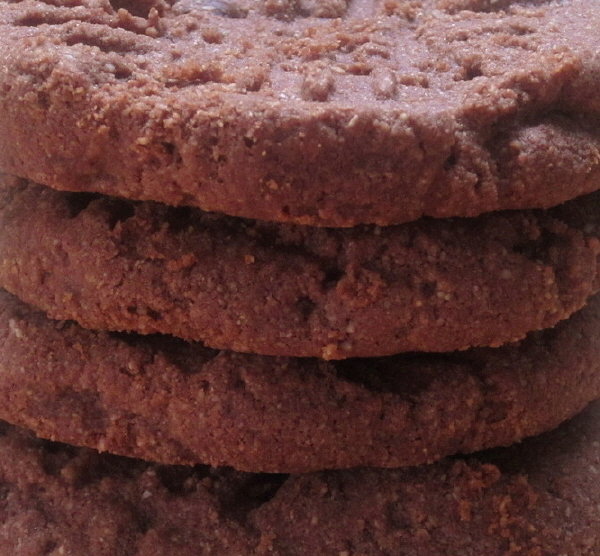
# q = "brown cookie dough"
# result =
<box><xmin>1</xmin><ymin>288</ymin><xmax>599</xmax><ymax>473</ymax></box>
<box><xmin>0</xmin><ymin>0</ymin><xmax>599</xmax><ymax>226</ymax></box>
<box><xmin>1</xmin><ymin>401</ymin><xmax>599</xmax><ymax>554</ymax></box>
<box><xmin>1</xmin><ymin>177</ymin><xmax>599</xmax><ymax>359</ymax></box>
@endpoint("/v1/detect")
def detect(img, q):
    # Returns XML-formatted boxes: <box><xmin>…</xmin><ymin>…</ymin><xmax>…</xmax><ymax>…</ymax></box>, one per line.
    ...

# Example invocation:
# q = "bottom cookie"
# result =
<box><xmin>1</xmin><ymin>289</ymin><xmax>600</xmax><ymax>472</ymax></box>
<box><xmin>1</xmin><ymin>402</ymin><xmax>598</xmax><ymax>555</ymax></box>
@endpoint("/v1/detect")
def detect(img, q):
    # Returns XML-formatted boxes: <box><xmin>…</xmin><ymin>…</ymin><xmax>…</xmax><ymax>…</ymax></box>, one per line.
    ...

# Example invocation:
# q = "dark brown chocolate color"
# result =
<box><xmin>0</xmin><ymin>0</ymin><xmax>599</xmax><ymax>225</ymax></box>
<box><xmin>1</xmin><ymin>177</ymin><xmax>599</xmax><ymax>358</ymax></box>
<box><xmin>1</xmin><ymin>289</ymin><xmax>599</xmax><ymax>472</ymax></box>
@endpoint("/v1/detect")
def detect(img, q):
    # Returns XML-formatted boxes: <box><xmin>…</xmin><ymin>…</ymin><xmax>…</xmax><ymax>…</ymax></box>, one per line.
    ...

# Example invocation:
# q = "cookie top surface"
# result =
<box><xmin>1</xmin><ymin>401</ymin><xmax>598</xmax><ymax>555</ymax></box>
<box><xmin>2</xmin><ymin>288</ymin><xmax>599</xmax><ymax>472</ymax></box>
<box><xmin>2</xmin><ymin>176</ymin><xmax>599</xmax><ymax>358</ymax></box>
<box><xmin>0</xmin><ymin>0</ymin><xmax>599</xmax><ymax>225</ymax></box>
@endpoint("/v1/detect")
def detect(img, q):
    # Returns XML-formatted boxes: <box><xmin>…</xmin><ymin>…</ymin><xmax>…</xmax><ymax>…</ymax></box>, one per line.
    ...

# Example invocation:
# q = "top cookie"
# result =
<box><xmin>0</xmin><ymin>0</ymin><xmax>599</xmax><ymax>226</ymax></box>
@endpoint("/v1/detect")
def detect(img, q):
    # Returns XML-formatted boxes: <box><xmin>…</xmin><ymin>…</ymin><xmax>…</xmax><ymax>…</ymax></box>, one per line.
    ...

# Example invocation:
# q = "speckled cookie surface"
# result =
<box><xmin>1</xmin><ymin>401</ymin><xmax>599</xmax><ymax>555</ymax></box>
<box><xmin>2</xmin><ymin>177</ymin><xmax>599</xmax><ymax>359</ymax></box>
<box><xmin>0</xmin><ymin>0</ymin><xmax>599</xmax><ymax>226</ymax></box>
<box><xmin>1</xmin><ymin>288</ymin><xmax>599</xmax><ymax>473</ymax></box>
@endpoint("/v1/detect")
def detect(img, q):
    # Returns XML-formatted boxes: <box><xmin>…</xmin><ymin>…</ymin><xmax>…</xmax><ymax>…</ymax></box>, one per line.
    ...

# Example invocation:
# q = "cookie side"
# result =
<box><xmin>1</xmin><ymin>178</ymin><xmax>599</xmax><ymax>358</ymax></box>
<box><xmin>1</xmin><ymin>401</ymin><xmax>598</xmax><ymax>554</ymax></box>
<box><xmin>1</xmin><ymin>289</ymin><xmax>599</xmax><ymax>472</ymax></box>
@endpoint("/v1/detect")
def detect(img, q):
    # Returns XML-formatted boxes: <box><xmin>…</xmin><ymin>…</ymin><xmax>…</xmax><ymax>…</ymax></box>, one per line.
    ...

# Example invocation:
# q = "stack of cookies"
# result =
<box><xmin>0</xmin><ymin>0</ymin><xmax>599</xmax><ymax>553</ymax></box>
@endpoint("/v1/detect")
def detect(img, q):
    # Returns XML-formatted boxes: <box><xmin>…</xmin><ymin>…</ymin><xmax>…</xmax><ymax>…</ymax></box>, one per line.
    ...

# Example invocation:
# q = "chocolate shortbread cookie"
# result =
<box><xmin>0</xmin><ymin>0</ymin><xmax>599</xmax><ymax>226</ymax></box>
<box><xmin>1</xmin><ymin>288</ymin><xmax>599</xmax><ymax>472</ymax></box>
<box><xmin>1</xmin><ymin>401</ymin><xmax>599</xmax><ymax>554</ymax></box>
<box><xmin>2</xmin><ymin>178</ymin><xmax>599</xmax><ymax>359</ymax></box>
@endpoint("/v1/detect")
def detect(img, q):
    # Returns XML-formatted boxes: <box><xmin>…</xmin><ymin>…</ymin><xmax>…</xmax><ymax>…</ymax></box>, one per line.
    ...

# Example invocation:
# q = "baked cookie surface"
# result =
<box><xmin>0</xmin><ymin>0</ymin><xmax>599</xmax><ymax>225</ymax></box>
<box><xmin>1</xmin><ymin>177</ymin><xmax>599</xmax><ymax>358</ymax></box>
<box><xmin>1</xmin><ymin>288</ymin><xmax>599</xmax><ymax>472</ymax></box>
<box><xmin>0</xmin><ymin>400</ymin><xmax>598</xmax><ymax>554</ymax></box>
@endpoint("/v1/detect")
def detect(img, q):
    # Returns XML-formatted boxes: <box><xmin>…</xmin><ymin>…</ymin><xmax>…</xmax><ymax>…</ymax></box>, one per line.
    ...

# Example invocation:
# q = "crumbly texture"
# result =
<box><xmin>1</xmin><ymin>177</ymin><xmax>599</xmax><ymax>358</ymax></box>
<box><xmin>1</xmin><ymin>401</ymin><xmax>599</xmax><ymax>555</ymax></box>
<box><xmin>0</xmin><ymin>0</ymin><xmax>599</xmax><ymax>226</ymax></box>
<box><xmin>1</xmin><ymin>288</ymin><xmax>599</xmax><ymax>473</ymax></box>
